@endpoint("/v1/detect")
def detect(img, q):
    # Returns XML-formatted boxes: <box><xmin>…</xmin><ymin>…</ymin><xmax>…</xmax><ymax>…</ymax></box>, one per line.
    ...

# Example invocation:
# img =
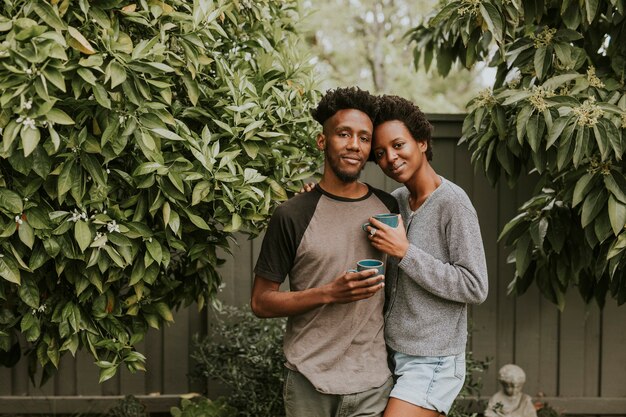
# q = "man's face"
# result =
<box><xmin>317</xmin><ymin>109</ymin><xmax>373</xmax><ymax>183</ymax></box>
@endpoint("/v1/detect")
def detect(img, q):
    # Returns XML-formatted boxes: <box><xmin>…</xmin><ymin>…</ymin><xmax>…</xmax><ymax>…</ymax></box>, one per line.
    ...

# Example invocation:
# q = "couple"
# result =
<box><xmin>251</xmin><ymin>87</ymin><xmax>488</xmax><ymax>417</ymax></box>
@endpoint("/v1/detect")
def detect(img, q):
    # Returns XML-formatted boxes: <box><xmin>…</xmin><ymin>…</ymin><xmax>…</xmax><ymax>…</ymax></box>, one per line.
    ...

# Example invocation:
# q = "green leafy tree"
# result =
<box><xmin>409</xmin><ymin>0</ymin><xmax>626</xmax><ymax>308</ymax></box>
<box><xmin>302</xmin><ymin>0</ymin><xmax>487</xmax><ymax>112</ymax></box>
<box><xmin>0</xmin><ymin>0</ymin><xmax>320</xmax><ymax>384</ymax></box>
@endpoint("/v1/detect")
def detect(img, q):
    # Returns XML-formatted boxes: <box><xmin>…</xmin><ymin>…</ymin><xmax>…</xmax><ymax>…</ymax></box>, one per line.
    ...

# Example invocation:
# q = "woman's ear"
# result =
<box><xmin>418</xmin><ymin>139</ymin><xmax>428</xmax><ymax>153</ymax></box>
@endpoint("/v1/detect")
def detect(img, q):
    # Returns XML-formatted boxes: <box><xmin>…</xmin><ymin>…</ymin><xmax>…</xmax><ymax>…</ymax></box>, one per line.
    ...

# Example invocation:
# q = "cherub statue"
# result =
<box><xmin>485</xmin><ymin>364</ymin><xmax>537</xmax><ymax>417</ymax></box>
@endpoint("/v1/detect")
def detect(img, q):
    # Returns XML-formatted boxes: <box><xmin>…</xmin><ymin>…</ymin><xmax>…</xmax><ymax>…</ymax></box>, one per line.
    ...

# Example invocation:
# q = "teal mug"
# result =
<box><xmin>362</xmin><ymin>213</ymin><xmax>399</xmax><ymax>232</ymax></box>
<box><xmin>356</xmin><ymin>259</ymin><xmax>384</xmax><ymax>276</ymax></box>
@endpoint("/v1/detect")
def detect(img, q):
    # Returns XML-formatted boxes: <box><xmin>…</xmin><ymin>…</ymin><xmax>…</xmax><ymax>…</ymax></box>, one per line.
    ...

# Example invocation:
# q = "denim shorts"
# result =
<box><xmin>389</xmin><ymin>351</ymin><xmax>466</xmax><ymax>414</ymax></box>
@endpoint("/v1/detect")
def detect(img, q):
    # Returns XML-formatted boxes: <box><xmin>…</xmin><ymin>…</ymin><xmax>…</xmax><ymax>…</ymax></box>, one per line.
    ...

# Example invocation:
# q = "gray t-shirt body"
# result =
<box><xmin>255</xmin><ymin>184</ymin><xmax>398</xmax><ymax>395</ymax></box>
<box><xmin>385</xmin><ymin>177</ymin><xmax>488</xmax><ymax>356</ymax></box>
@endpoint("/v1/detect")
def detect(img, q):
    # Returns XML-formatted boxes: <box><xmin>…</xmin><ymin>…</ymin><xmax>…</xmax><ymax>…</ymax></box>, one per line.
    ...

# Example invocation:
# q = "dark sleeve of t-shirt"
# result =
<box><xmin>370</xmin><ymin>186</ymin><xmax>399</xmax><ymax>214</ymax></box>
<box><xmin>254</xmin><ymin>190</ymin><xmax>322</xmax><ymax>283</ymax></box>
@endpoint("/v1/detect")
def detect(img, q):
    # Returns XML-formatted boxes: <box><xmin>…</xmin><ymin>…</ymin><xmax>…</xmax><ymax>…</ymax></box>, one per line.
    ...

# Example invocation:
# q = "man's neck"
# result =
<box><xmin>318</xmin><ymin>175</ymin><xmax>369</xmax><ymax>199</ymax></box>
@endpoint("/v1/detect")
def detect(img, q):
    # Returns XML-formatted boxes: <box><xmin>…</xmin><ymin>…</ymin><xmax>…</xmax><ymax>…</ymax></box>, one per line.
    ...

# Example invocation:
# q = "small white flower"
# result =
<box><xmin>24</xmin><ymin>197</ymin><xmax>28</xmax><ymax>201</ymax></box>
<box><xmin>107</xmin><ymin>220</ymin><xmax>120</xmax><ymax>233</ymax></box>
<box><xmin>25</xmin><ymin>68</ymin><xmax>32</xmax><ymax>75</ymax></box>
<box><xmin>22</xmin><ymin>99</ymin><xmax>32</xmax><ymax>110</ymax></box>
<box><xmin>106</xmin><ymin>168</ymin><xmax>110</xmax><ymax>174</ymax></box>
<box><xmin>37</xmin><ymin>305</ymin><xmax>47</xmax><ymax>313</ymax></box>
<box><xmin>14</xmin><ymin>215</ymin><xmax>23</xmax><ymax>225</ymax></box>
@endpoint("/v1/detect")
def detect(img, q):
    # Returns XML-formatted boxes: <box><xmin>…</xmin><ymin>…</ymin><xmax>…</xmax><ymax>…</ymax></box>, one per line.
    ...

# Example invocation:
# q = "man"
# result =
<box><xmin>251</xmin><ymin>87</ymin><xmax>398</xmax><ymax>417</ymax></box>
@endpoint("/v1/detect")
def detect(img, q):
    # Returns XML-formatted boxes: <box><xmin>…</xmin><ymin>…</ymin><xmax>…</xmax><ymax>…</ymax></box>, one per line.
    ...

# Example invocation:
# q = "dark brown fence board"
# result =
<box><xmin>538</xmin><ymin>297</ymin><xmax>559</xmax><ymax>396</ymax></box>
<box><xmin>120</xmin><ymin>339</ymin><xmax>146</xmax><ymax>395</ymax></box>
<box><xmin>493</xmin><ymin>179</ymin><xmax>518</xmax><ymax>393</ymax></box>
<box><xmin>470</xmin><ymin>164</ymin><xmax>500</xmax><ymax>395</ymax></box>
<box><xmin>0</xmin><ymin>368</ymin><xmax>10</xmax><ymax>395</ymax></box>
<box><xmin>144</xmin><ymin>328</ymin><xmax>163</xmax><ymax>395</ymax></box>
<box><xmin>76</xmin><ymin>349</ymin><xmax>101</xmax><ymax>395</ymax></box>
<box><xmin>55</xmin><ymin>354</ymin><xmax>77</xmax><ymax>395</ymax></box>
<box><xmin>601</xmin><ymin>301</ymin><xmax>626</xmax><ymax>397</ymax></box>
<box><xmin>163</xmin><ymin>308</ymin><xmax>189</xmax><ymax>394</ymax></box>
<box><xmin>560</xmin><ymin>292</ymin><xmax>591</xmax><ymax>396</ymax></box>
<box><xmin>584</xmin><ymin>303</ymin><xmax>601</xmax><ymax>396</ymax></box>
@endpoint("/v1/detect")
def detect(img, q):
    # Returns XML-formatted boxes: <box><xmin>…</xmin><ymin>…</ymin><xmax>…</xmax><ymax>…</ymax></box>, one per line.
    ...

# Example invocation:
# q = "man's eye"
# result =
<box><xmin>361</xmin><ymin>136</ymin><xmax>370</xmax><ymax>142</ymax></box>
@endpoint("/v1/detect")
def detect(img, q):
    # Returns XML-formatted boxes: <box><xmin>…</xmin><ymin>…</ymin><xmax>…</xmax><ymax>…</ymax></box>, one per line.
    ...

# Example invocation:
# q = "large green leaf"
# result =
<box><xmin>0</xmin><ymin>189</ymin><xmax>23</xmax><ymax>213</ymax></box>
<box><xmin>0</xmin><ymin>256</ymin><xmax>20</xmax><ymax>285</ymax></box>
<box><xmin>74</xmin><ymin>221</ymin><xmax>92</xmax><ymax>252</ymax></box>
<box><xmin>608</xmin><ymin>195</ymin><xmax>626</xmax><ymax>235</ymax></box>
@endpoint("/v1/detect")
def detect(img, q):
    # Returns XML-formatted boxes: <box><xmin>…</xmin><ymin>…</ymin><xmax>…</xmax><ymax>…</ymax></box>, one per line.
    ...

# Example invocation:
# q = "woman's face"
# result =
<box><xmin>372</xmin><ymin>120</ymin><xmax>427</xmax><ymax>184</ymax></box>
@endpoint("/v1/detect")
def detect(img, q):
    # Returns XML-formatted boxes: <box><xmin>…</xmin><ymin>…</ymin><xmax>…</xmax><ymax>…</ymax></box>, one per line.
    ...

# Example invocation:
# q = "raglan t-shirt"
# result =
<box><xmin>254</xmin><ymin>184</ymin><xmax>398</xmax><ymax>395</ymax></box>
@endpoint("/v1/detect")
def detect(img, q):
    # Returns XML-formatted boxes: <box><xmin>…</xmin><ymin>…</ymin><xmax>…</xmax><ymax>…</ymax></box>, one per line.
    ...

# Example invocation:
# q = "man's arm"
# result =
<box><xmin>250</xmin><ymin>270</ymin><xmax>384</xmax><ymax>318</ymax></box>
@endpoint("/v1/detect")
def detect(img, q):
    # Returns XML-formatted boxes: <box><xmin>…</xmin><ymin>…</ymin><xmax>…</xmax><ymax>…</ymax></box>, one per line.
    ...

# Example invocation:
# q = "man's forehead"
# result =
<box><xmin>324</xmin><ymin>108</ymin><xmax>373</xmax><ymax>130</ymax></box>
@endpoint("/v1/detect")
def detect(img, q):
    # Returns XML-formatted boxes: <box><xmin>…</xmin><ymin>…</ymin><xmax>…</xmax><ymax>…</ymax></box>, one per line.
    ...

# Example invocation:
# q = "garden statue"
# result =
<box><xmin>484</xmin><ymin>364</ymin><xmax>537</xmax><ymax>417</ymax></box>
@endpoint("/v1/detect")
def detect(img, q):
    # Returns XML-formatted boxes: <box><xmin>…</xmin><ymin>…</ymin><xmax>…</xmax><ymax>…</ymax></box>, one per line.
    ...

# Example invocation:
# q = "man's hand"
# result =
<box><xmin>322</xmin><ymin>269</ymin><xmax>384</xmax><ymax>304</ymax></box>
<box><xmin>251</xmin><ymin>269</ymin><xmax>383</xmax><ymax>318</ymax></box>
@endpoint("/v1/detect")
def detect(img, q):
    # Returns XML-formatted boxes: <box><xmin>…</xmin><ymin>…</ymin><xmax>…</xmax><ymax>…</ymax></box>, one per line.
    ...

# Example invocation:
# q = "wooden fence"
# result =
<box><xmin>1</xmin><ymin>114</ymin><xmax>625</xmax><ymax>415</ymax></box>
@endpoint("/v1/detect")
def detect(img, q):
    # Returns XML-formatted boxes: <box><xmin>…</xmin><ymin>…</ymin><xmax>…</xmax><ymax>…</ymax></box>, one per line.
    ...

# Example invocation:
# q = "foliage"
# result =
<box><xmin>190</xmin><ymin>305</ymin><xmax>286</xmax><ymax>417</ymax></box>
<box><xmin>536</xmin><ymin>401</ymin><xmax>563</xmax><ymax>417</ymax></box>
<box><xmin>170</xmin><ymin>396</ymin><xmax>236</xmax><ymax>417</ymax></box>
<box><xmin>107</xmin><ymin>395</ymin><xmax>147</xmax><ymax>417</ymax></box>
<box><xmin>409</xmin><ymin>0</ymin><xmax>626</xmax><ymax>308</ymax></box>
<box><xmin>301</xmin><ymin>0</ymin><xmax>487</xmax><ymax>112</ymax></box>
<box><xmin>0</xmin><ymin>0</ymin><xmax>320</xmax><ymax>384</ymax></box>
<box><xmin>448</xmin><ymin>351</ymin><xmax>490</xmax><ymax>417</ymax></box>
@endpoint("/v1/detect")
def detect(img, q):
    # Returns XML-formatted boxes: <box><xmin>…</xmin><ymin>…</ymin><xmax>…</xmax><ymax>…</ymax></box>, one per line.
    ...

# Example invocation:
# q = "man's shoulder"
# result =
<box><xmin>273</xmin><ymin>189</ymin><xmax>323</xmax><ymax>219</ymax></box>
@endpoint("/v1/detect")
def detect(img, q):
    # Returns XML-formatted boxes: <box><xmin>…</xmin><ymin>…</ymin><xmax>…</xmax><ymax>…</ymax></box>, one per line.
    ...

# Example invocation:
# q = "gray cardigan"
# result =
<box><xmin>384</xmin><ymin>177</ymin><xmax>488</xmax><ymax>356</ymax></box>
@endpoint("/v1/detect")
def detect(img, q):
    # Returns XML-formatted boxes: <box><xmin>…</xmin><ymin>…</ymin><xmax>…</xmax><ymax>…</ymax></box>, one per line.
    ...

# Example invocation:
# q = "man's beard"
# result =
<box><xmin>325</xmin><ymin>147</ymin><xmax>364</xmax><ymax>183</ymax></box>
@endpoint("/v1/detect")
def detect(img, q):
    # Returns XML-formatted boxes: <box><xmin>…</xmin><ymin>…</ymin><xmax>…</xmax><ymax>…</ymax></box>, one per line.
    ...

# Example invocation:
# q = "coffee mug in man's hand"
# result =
<box><xmin>362</xmin><ymin>213</ymin><xmax>399</xmax><ymax>232</ymax></box>
<box><xmin>356</xmin><ymin>259</ymin><xmax>384</xmax><ymax>276</ymax></box>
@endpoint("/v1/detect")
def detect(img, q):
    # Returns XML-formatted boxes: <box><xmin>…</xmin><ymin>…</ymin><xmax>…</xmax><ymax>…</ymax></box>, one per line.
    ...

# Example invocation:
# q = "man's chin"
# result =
<box><xmin>335</xmin><ymin>169</ymin><xmax>361</xmax><ymax>183</ymax></box>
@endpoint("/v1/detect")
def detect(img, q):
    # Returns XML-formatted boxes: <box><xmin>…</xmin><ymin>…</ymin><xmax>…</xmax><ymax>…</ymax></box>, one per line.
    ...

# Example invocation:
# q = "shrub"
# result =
<box><xmin>170</xmin><ymin>396</ymin><xmax>236</xmax><ymax>417</ymax></box>
<box><xmin>107</xmin><ymin>395</ymin><xmax>147</xmax><ymax>417</ymax></box>
<box><xmin>190</xmin><ymin>305</ymin><xmax>286</xmax><ymax>417</ymax></box>
<box><xmin>448</xmin><ymin>351</ymin><xmax>490</xmax><ymax>417</ymax></box>
<box><xmin>0</xmin><ymin>0</ymin><xmax>320</xmax><ymax>384</ymax></box>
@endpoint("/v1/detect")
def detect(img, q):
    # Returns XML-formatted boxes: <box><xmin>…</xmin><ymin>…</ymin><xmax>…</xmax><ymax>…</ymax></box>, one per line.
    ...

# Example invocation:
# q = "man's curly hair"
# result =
<box><xmin>311</xmin><ymin>87</ymin><xmax>378</xmax><ymax>129</ymax></box>
<box><xmin>375</xmin><ymin>94</ymin><xmax>433</xmax><ymax>161</ymax></box>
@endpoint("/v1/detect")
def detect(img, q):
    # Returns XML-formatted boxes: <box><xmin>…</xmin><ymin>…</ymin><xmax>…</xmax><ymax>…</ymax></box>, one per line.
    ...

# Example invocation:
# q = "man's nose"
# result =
<box><xmin>346</xmin><ymin>135</ymin><xmax>360</xmax><ymax>149</ymax></box>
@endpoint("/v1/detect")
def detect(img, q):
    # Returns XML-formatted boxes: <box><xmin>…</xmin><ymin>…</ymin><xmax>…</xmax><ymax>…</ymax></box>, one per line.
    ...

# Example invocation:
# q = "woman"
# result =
<box><xmin>365</xmin><ymin>95</ymin><xmax>488</xmax><ymax>417</ymax></box>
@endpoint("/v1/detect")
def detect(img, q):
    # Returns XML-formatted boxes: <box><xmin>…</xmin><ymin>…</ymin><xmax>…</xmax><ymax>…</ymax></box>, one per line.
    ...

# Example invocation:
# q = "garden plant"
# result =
<box><xmin>409</xmin><ymin>0</ymin><xmax>626</xmax><ymax>308</ymax></box>
<box><xmin>0</xmin><ymin>0</ymin><xmax>320</xmax><ymax>384</ymax></box>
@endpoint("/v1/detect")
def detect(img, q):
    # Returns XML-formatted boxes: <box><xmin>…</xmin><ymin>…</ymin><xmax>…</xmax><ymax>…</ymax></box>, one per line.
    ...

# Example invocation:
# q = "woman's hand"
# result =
<box><xmin>366</xmin><ymin>215</ymin><xmax>410</xmax><ymax>259</ymax></box>
<box><xmin>297</xmin><ymin>182</ymin><xmax>317</xmax><ymax>194</ymax></box>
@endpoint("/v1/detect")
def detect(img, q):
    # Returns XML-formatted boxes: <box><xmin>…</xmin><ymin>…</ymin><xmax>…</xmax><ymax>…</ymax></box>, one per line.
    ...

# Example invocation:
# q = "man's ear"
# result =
<box><xmin>418</xmin><ymin>139</ymin><xmax>428</xmax><ymax>153</ymax></box>
<box><xmin>316</xmin><ymin>132</ymin><xmax>326</xmax><ymax>151</ymax></box>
